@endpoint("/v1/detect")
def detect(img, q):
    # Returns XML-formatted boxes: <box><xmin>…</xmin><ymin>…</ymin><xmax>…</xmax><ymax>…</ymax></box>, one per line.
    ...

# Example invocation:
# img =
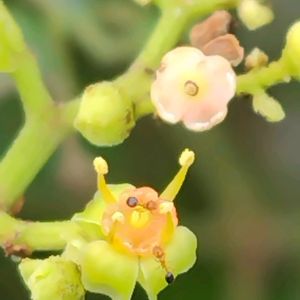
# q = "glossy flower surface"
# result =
<box><xmin>151</xmin><ymin>47</ymin><xmax>236</xmax><ymax>131</ymax></box>
<box><xmin>71</xmin><ymin>149</ymin><xmax>197</xmax><ymax>300</ymax></box>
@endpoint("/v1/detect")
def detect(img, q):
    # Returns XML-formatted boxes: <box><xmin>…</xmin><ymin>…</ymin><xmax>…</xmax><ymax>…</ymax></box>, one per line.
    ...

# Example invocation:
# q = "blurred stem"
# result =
<box><xmin>0</xmin><ymin>212</ymin><xmax>78</xmax><ymax>251</ymax></box>
<box><xmin>12</xmin><ymin>51</ymin><xmax>53</xmax><ymax>117</ymax></box>
<box><xmin>0</xmin><ymin>108</ymin><xmax>72</xmax><ymax>211</ymax></box>
<box><xmin>237</xmin><ymin>59</ymin><xmax>290</xmax><ymax>95</ymax></box>
<box><xmin>0</xmin><ymin>0</ymin><xmax>240</xmax><ymax>211</ymax></box>
<box><xmin>0</xmin><ymin>6</ymin><xmax>79</xmax><ymax>210</ymax></box>
<box><xmin>137</xmin><ymin>0</ymin><xmax>240</xmax><ymax>69</ymax></box>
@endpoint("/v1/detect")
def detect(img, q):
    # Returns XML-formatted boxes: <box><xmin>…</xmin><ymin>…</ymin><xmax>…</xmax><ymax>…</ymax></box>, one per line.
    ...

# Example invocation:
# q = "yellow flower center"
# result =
<box><xmin>101</xmin><ymin>187</ymin><xmax>178</xmax><ymax>256</ymax></box>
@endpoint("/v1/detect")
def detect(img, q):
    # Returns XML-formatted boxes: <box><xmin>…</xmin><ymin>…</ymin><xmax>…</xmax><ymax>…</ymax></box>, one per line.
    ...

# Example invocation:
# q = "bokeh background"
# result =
<box><xmin>0</xmin><ymin>0</ymin><xmax>300</xmax><ymax>299</ymax></box>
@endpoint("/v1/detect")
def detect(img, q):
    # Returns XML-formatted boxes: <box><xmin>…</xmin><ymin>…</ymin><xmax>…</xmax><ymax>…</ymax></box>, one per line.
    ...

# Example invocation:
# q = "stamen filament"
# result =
<box><xmin>160</xmin><ymin>149</ymin><xmax>195</xmax><ymax>201</ymax></box>
<box><xmin>93</xmin><ymin>157</ymin><xmax>117</xmax><ymax>204</ymax></box>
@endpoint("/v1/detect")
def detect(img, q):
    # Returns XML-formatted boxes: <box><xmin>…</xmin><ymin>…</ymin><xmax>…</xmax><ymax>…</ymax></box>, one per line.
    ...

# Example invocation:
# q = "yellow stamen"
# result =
<box><xmin>159</xmin><ymin>202</ymin><xmax>174</xmax><ymax>214</ymax></box>
<box><xmin>130</xmin><ymin>208</ymin><xmax>150</xmax><ymax>228</ymax></box>
<box><xmin>93</xmin><ymin>157</ymin><xmax>116</xmax><ymax>204</ymax></box>
<box><xmin>107</xmin><ymin>212</ymin><xmax>125</xmax><ymax>242</ymax></box>
<box><xmin>112</xmin><ymin>211</ymin><xmax>125</xmax><ymax>224</ymax></box>
<box><xmin>160</xmin><ymin>149</ymin><xmax>195</xmax><ymax>202</ymax></box>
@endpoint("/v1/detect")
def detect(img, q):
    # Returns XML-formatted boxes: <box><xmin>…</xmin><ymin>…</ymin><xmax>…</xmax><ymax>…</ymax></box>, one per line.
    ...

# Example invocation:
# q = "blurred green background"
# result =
<box><xmin>0</xmin><ymin>0</ymin><xmax>300</xmax><ymax>299</ymax></box>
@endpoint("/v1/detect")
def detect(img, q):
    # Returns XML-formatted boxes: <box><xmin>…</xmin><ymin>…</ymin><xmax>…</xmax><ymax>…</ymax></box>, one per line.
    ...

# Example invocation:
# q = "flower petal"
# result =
<box><xmin>80</xmin><ymin>240</ymin><xmax>139</xmax><ymax>300</ymax></box>
<box><xmin>151</xmin><ymin>47</ymin><xmax>206</xmax><ymax>124</ymax></box>
<box><xmin>183</xmin><ymin>108</ymin><xmax>227</xmax><ymax>132</ymax></box>
<box><xmin>181</xmin><ymin>55</ymin><xmax>235</xmax><ymax>129</ymax></box>
<box><xmin>138</xmin><ymin>226</ymin><xmax>197</xmax><ymax>300</ymax></box>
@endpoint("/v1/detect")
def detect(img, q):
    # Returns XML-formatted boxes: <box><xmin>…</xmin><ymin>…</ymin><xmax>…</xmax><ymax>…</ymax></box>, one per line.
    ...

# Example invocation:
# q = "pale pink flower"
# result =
<box><xmin>151</xmin><ymin>46</ymin><xmax>236</xmax><ymax>131</ymax></box>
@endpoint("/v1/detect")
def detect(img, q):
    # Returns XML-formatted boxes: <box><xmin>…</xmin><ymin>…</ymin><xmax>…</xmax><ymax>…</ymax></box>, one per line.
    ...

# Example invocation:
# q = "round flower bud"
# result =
<box><xmin>237</xmin><ymin>0</ymin><xmax>274</xmax><ymax>30</ymax></box>
<box><xmin>74</xmin><ymin>81</ymin><xmax>135</xmax><ymax>146</ymax></box>
<box><xmin>151</xmin><ymin>47</ymin><xmax>236</xmax><ymax>131</ymax></box>
<box><xmin>282</xmin><ymin>22</ymin><xmax>300</xmax><ymax>79</ymax></box>
<box><xmin>19</xmin><ymin>256</ymin><xmax>85</xmax><ymax>300</ymax></box>
<box><xmin>0</xmin><ymin>2</ymin><xmax>25</xmax><ymax>72</ymax></box>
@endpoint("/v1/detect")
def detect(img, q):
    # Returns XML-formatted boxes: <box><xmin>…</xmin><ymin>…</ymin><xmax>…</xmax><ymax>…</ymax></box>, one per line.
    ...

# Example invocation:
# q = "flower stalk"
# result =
<box><xmin>0</xmin><ymin>211</ymin><xmax>79</xmax><ymax>252</ymax></box>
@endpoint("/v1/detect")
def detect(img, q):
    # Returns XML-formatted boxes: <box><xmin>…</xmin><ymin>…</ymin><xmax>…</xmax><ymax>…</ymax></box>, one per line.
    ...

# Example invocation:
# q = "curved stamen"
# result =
<box><xmin>160</xmin><ymin>149</ymin><xmax>195</xmax><ymax>202</ymax></box>
<box><xmin>93</xmin><ymin>157</ymin><xmax>117</xmax><ymax>204</ymax></box>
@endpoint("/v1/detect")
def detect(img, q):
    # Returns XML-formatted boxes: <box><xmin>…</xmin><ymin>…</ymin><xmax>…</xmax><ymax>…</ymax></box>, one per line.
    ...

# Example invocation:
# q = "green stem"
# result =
<box><xmin>12</xmin><ymin>51</ymin><xmax>53</xmax><ymax>117</ymax></box>
<box><xmin>133</xmin><ymin>9</ymin><xmax>189</xmax><ymax>69</ymax></box>
<box><xmin>0</xmin><ymin>0</ymin><xmax>240</xmax><ymax>211</ymax></box>
<box><xmin>0</xmin><ymin>107</ymin><xmax>72</xmax><ymax>211</ymax></box>
<box><xmin>0</xmin><ymin>212</ymin><xmax>78</xmax><ymax>251</ymax></box>
<box><xmin>118</xmin><ymin>0</ymin><xmax>239</xmax><ymax>114</ymax></box>
<box><xmin>237</xmin><ymin>60</ymin><xmax>290</xmax><ymax>95</ymax></box>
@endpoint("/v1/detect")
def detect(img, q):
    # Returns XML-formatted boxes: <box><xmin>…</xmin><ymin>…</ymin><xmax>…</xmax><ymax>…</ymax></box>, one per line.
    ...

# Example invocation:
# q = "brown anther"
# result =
<box><xmin>190</xmin><ymin>10</ymin><xmax>233</xmax><ymax>49</ymax></box>
<box><xmin>145</xmin><ymin>200</ymin><xmax>157</xmax><ymax>211</ymax></box>
<box><xmin>126</xmin><ymin>196</ymin><xmax>139</xmax><ymax>208</ymax></box>
<box><xmin>184</xmin><ymin>80</ymin><xmax>199</xmax><ymax>96</ymax></box>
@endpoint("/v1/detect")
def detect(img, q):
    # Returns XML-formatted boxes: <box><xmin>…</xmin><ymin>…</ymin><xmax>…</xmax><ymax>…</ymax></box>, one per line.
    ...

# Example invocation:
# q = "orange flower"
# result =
<box><xmin>72</xmin><ymin>149</ymin><xmax>197</xmax><ymax>300</ymax></box>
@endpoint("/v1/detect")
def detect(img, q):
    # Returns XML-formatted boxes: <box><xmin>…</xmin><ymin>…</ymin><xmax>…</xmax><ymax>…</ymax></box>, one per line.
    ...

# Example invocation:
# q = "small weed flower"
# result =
<box><xmin>72</xmin><ymin>149</ymin><xmax>197</xmax><ymax>300</ymax></box>
<box><xmin>151</xmin><ymin>47</ymin><xmax>236</xmax><ymax>131</ymax></box>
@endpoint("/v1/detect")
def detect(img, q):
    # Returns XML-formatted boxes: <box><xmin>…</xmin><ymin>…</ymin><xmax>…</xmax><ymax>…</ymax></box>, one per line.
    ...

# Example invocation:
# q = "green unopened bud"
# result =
<box><xmin>238</xmin><ymin>0</ymin><xmax>274</xmax><ymax>30</ymax></box>
<box><xmin>252</xmin><ymin>92</ymin><xmax>285</xmax><ymax>122</ymax></box>
<box><xmin>74</xmin><ymin>81</ymin><xmax>135</xmax><ymax>146</ymax></box>
<box><xmin>19</xmin><ymin>256</ymin><xmax>85</xmax><ymax>300</ymax></box>
<box><xmin>281</xmin><ymin>22</ymin><xmax>300</xmax><ymax>79</ymax></box>
<box><xmin>0</xmin><ymin>2</ymin><xmax>25</xmax><ymax>72</ymax></box>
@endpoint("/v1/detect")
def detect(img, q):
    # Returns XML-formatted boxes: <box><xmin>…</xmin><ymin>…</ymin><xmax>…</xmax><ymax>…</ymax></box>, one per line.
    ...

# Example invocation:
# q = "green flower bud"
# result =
<box><xmin>252</xmin><ymin>92</ymin><xmax>285</xmax><ymax>122</ymax></box>
<box><xmin>74</xmin><ymin>82</ymin><xmax>135</xmax><ymax>146</ymax></box>
<box><xmin>281</xmin><ymin>22</ymin><xmax>300</xmax><ymax>79</ymax></box>
<box><xmin>238</xmin><ymin>0</ymin><xmax>274</xmax><ymax>30</ymax></box>
<box><xmin>19</xmin><ymin>256</ymin><xmax>85</xmax><ymax>300</ymax></box>
<box><xmin>0</xmin><ymin>2</ymin><xmax>25</xmax><ymax>72</ymax></box>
